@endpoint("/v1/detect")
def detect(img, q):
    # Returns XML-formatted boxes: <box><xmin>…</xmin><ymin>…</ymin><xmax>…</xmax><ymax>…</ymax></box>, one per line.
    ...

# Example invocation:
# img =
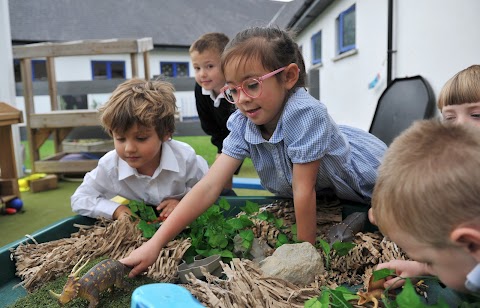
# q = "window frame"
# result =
<box><xmin>311</xmin><ymin>31</ymin><xmax>322</xmax><ymax>65</ymax></box>
<box><xmin>91</xmin><ymin>60</ymin><xmax>126</xmax><ymax>80</ymax></box>
<box><xmin>337</xmin><ymin>4</ymin><xmax>356</xmax><ymax>54</ymax></box>
<box><xmin>160</xmin><ymin>61</ymin><xmax>189</xmax><ymax>78</ymax></box>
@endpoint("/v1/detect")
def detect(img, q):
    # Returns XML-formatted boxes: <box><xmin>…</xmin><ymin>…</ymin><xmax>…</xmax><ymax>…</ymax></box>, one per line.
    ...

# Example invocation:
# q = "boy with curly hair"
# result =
<box><xmin>71</xmin><ymin>78</ymin><xmax>208</xmax><ymax>220</ymax></box>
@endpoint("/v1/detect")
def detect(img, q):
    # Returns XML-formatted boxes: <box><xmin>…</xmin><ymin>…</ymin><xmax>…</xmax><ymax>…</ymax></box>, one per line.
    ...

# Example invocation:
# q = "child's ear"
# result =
<box><xmin>450</xmin><ymin>226</ymin><xmax>480</xmax><ymax>262</ymax></box>
<box><xmin>284</xmin><ymin>63</ymin><xmax>299</xmax><ymax>90</ymax></box>
<box><xmin>162</xmin><ymin>133</ymin><xmax>172</xmax><ymax>142</ymax></box>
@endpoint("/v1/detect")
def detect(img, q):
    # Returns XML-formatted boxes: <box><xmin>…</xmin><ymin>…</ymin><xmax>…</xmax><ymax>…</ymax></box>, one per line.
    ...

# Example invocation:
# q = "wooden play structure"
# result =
<box><xmin>13</xmin><ymin>38</ymin><xmax>153</xmax><ymax>174</ymax></box>
<box><xmin>0</xmin><ymin>102</ymin><xmax>23</xmax><ymax>201</ymax></box>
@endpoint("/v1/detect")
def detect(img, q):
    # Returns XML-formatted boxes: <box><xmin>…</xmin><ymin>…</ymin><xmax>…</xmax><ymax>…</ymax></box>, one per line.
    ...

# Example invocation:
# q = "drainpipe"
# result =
<box><xmin>387</xmin><ymin>0</ymin><xmax>394</xmax><ymax>86</ymax></box>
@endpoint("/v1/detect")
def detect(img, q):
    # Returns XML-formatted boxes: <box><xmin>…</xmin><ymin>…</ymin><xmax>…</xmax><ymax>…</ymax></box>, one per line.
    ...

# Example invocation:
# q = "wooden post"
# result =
<box><xmin>46</xmin><ymin>56</ymin><xmax>61</xmax><ymax>153</ymax></box>
<box><xmin>130</xmin><ymin>53</ymin><xmax>139</xmax><ymax>78</ymax></box>
<box><xmin>143</xmin><ymin>51</ymin><xmax>150</xmax><ymax>80</ymax></box>
<box><xmin>20</xmin><ymin>58</ymin><xmax>40</xmax><ymax>172</ymax></box>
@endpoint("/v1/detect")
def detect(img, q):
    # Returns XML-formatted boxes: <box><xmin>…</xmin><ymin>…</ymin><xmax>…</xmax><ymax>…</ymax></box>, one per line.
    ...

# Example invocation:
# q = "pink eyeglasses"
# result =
<box><xmin>220</xmin><ymin>66</ymin><xmax>287</xmax><ymax>104</ymax></box>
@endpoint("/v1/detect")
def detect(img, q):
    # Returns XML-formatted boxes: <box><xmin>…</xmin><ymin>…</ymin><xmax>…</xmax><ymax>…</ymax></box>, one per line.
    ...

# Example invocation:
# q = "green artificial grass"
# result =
<box><xmin>6</xmin><ymin>257</ymin><xmax>157</xmax><ymax>308</ymax></box>
<box><xmin>0</xmin><ymin>180</ymin><xmax>81</xmax><ymax>248</ymax></box>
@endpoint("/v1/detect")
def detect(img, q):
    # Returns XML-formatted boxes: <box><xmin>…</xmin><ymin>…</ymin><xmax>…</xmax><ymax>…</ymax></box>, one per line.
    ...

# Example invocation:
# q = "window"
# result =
<box><xmin>337</xmin><ymin>4</ymin><xmax>356</xmax><ymax>54</ymax></box>
<box><xmin>160</xmin><ymin>62</ymin><xmax>189</xmax><ymax>77</ymax></box>
<box><xmin>13</xmin><ymin>59</ymin><xmax>47</xmax><ymax>82</ymax></box>
<box><xmin>91</xmin><ymin>61</ymin><xmax>125</xmax><ymax>80</ymax></box>
<box><xmin>311</xmin><ymin>31</ymin><xmax>322</xmax><ymax>65</ymax></box>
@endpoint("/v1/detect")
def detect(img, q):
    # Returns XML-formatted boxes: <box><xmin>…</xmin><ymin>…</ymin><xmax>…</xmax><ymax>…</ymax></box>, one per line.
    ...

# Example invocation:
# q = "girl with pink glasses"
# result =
<box><xmin>121</xmin><ymin>27</ymin><xmax>387</xmax><ymax>277</ymax></box>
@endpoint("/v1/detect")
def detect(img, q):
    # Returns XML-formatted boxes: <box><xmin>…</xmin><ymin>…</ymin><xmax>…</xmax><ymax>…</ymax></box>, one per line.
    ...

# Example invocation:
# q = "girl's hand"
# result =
<box><xmin>156</xmin><ymin>199</ymin><xmax>180</xmax><ymax>219</ymax></box>
<box><xmin>120</xmin><ymin>239</ymin><xmax>162</xmax><ymax>278</ymax></box>
<box><xmin>376</xmin><ymin>260</ymin><xmax>431</xmax><ymax>289</ymax></box>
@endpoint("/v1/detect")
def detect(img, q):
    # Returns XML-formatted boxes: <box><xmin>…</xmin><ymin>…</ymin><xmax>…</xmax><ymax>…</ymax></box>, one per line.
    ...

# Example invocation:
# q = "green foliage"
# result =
<box><xmin>181</xmin><ymin>198</ymin><xmax>256</xmax><ymax>263</ymax></box>
<box><xmin>127</xmin><ymin>200</ymin><xmax>161</xmax><ymax>239</ymax></box>
<box><xmin>317</xmin><ymin>238</ymin><xmax>355</xmax><ymax>270</ymax></box>
<box><xmin>305</xmin><ymin>286</ymin><xmax>358</xmax><ymax>307</ymax></box>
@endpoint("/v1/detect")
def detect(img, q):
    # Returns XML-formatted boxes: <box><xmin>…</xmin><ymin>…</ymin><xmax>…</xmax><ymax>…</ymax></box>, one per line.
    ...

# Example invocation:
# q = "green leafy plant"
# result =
<box><xmin>304</xmin><ymin>268</ymin><xmax>456</xmax><ymax>308</ymax></box>
<box><xmin>127</xmin><ymin>200</ymin><xmax>163</xmax><ymax>239</ymax></box>
<box><xmin>304</xmin><ymin>286</ymin><xmax>358</xmax><ymax>307</ymax></box>
<box><xmin>180</xmin><ymin>198</ymin><xmax>255</xmax><ymax>263</ymax></box>
<box><xmin>317</xmin><ymin>238</ymin><xmax>356</xmax><ymax>270</ymax></box>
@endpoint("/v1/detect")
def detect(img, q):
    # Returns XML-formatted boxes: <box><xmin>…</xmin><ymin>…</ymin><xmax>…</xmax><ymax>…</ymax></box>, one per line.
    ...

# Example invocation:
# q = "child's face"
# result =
<box><xmin>191</xmin><ymin>49</ymin><xmax>225</xmax><ymax>95</ymax></box>
<box><xmin>223</xmin><ymin>59</ymin><xmax>288</xmax><ymax>135</ymax></box>
<box><xmin>442</xmin><ymin>101</ymin><xmax>480</xmax><ymax>127</ymax></box>
<box><xmin>112</xmin><ymin>123</ymin><xmax>166</xmax><ymax>176</ymax></box>
<box><xmin>388</xmin><ymin>227</ymin><xmax>477</xmax><ymax>292</ymax></box>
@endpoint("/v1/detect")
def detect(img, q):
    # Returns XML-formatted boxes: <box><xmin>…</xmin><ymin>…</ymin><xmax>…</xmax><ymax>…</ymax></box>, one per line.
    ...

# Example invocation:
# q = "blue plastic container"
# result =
<box><xmin>131</xmin><ymin>283</ymin><xmax>204</xmax><ymax>308</ymax></box>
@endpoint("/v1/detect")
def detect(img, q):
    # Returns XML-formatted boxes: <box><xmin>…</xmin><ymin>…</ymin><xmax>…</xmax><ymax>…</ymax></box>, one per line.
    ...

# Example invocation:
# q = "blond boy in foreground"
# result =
<box><xmin>372</xmin><ymin>119</ymin><xmax>480</xmax><ymax>295</ymax></box>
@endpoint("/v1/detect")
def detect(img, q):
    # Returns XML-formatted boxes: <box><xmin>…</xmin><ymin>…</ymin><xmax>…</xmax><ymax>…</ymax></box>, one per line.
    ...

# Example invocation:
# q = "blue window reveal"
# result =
<box><xmin>91</xmin><ymin>61</ymin><xmax>125</xmax><ymax>80</ymax></box>
<box><xmin>311</xmin><ymin>31</ymin><xmax>322</xmax><ymax>65</ymax></box>
<box><xmin>160</xmin><ymin>62</ymin><xmax>189</xmax><ymax>78</ymax></box>
<box><xmin>338</xmin><ymin>4</ymin><xmax>356</xmax><ymax>54</ymax></box>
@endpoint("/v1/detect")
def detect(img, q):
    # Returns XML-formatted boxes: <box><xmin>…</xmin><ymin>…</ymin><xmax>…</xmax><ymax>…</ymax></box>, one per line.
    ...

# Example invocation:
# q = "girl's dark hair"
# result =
<box><xmin>221</xmin><ymin>26</ymin><xmax>307</xmax><ymax>94</ymax></box>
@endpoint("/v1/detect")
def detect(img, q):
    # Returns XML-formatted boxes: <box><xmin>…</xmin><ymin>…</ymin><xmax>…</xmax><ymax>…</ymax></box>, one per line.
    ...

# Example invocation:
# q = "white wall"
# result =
<box><xmin>394</xmin><ymin>0</ymin><xmax>480</xmax><ymax>102</ymax></box>
<box><xmin>296</xmin><ymin>0</ymin><xmax>480</xmax><ymax>130</ymax></box>
<box><xmin>1</xmin><ymin>0</ymin><xmax>23</xmax><ymax>176</ymax></box>
<box><xmin>296</xmin><ymin>0</ymin><xmax>389</xmax><ymax>130</ymax></box>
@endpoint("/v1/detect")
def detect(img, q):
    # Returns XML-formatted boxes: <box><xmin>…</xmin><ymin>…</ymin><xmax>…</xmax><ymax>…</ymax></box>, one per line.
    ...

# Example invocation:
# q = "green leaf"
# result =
<box><xmin>219</xmin><ymin>250</ymin><xmax>234</xmax><ymax>259</ymax></box>
<box><xmin>334</xmin><ymin>286</ymin><xmax>359</xmax><ymax>302</ymax></box>
<box><xmin>239</xmin><ymin>229</ymin><xmax>254</xmax><ymax>241</ymax></box>
<box><xmin>318</xmin><ymin>239</ymin><xmax>331</xmax><ymax>256</ymax></box>
<box><xmin>242</xmin><ymin>201</ymin><xmax>260</xmax><ymax>215</ymax></box>
<box><xmin>373</xmin><ymin>268</ymin><xmax>396</xmax><ymax>281</ymax></box>
<box><xmin>227</xmin><ymin>218</ymin><xmax>247</xmax><ymax>230</ymax></box>
<box><xmin>218</xmin><ymin>198</ymin><xmax>231</xmax><ymax>211</ymax></box>
<box><xmin>274</xmin><ymin>218</ymin><xmax>284</xmax><ymax>228</ymax></box>
<box><xmin>304</xmin><ymin>292</ymin><xmax>329</xmax><ymax>308</ymax></box>
<box><xmin>332</xmin><ymin>241</ymin><xmax>356</xmax><ymax>256</ymax></box>
<box><xmin>257</xmin><ymin>211</ymin><xmax>269</xmax><ymax>221</ymax></box>
<box><xmin>330</xmin><ymin>289</ymin><xmax>354</xmax><ymax>307</ymax></box>
<box><xmin>136</xmin><ymin>220</ymin><xmax>157</xmax><ymax>239</ymax></box>
<box><xmin>395</xmin><ymin>279</ymin><xmax>426</xmax><ymax>307</ymax></box>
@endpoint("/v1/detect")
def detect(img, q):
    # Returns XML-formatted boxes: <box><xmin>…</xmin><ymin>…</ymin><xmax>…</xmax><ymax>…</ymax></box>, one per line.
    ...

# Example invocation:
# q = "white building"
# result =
<box><xmin>287</xmin><ymin>0</ymin><xmax>480</xmax><ymax>130</ymax></box>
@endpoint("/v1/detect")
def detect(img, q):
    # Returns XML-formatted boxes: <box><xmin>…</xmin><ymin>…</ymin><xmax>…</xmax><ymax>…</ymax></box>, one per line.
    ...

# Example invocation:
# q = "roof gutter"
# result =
<box><xmin>287</xmin><ymin>0</ymin><xmax>334</xmax><ymax>32</ymax></box>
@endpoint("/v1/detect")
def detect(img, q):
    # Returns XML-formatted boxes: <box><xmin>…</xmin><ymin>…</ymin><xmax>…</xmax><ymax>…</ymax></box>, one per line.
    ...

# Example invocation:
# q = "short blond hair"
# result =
<box><xmin>437</xmin><ymin>64</ymin><xmax>480</xmax><ymax>110</ymax></box>
<box><xmin>372</xmin><ymin>119</ymin><xmax>480</xmax><ymax>247</ymax></box>
<box><xmin>189</xmin><ymin>32</ymin><xmax>229</xmax><ymax>55</ymax></box>
<box><xmin>99</xmin><ymin>78</ymin><xmax>177</xmax><ymax>139</ymax></box>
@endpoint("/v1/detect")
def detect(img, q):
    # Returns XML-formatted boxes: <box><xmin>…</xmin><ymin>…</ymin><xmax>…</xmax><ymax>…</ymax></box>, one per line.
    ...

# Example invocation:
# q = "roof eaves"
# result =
<box><xmin>287</xmin><ymin>0</ymin><xmax>334</xmax><ymax>32</ymax></box>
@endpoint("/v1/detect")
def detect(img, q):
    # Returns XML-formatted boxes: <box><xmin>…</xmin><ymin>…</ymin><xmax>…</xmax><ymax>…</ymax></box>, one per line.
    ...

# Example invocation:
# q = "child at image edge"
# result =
<box><xmin>71</xmin><ymin>78</ymin><xmax>208</xmax><ymax>220</ymax></box>
<box><xmin>438</xmin><ymin>64</ymin><xmax>480</xmax><ymax>127</ymax></box>
<box><xmin>189</xmin><ymin>32</ymin><xmax>240</xmax><ymax>193</ymax></box>
<box><xmin>373</xmin><ymin>119</ymin><xmax>480</xmax><ymax>295</ymax></box>
<box><xmin>371</xmin><ymin>65</ymin><xmax>480</xmax><ymax>295</ymax></box>
<box><xmin>121</xmin><ymin>26</ymin><xmax>387</xmax><ymax>277</ymax></box>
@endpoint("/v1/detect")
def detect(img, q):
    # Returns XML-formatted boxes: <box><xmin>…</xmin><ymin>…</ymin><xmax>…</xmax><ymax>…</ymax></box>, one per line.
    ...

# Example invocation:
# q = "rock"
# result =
<box><xmin>259</xmin><ymin>242</ymin><xmax>324</xmax><ymax>285</ymax></box>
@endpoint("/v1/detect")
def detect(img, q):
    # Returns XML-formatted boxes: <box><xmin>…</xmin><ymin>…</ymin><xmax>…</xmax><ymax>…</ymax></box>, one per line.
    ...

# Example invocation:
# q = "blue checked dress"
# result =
<box><xmin>222</xmin><ymin>88</ymin><xmax>387</xmax><ymax>203</ymax></box>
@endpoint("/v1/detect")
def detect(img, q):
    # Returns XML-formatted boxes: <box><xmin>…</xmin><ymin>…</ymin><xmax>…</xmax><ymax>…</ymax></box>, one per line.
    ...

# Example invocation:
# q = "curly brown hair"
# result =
<box><xmin>99</xmin><ymin>78</ymin><xmax>177</xmax><ymax>139</ymax></box>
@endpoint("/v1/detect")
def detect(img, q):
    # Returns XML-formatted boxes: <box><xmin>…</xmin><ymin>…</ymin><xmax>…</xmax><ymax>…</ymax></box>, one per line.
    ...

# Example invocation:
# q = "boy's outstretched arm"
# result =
<box><xmin>292</xmin><ymin>160</ymin><xmax>321</xmax><ymax>245</ymax></box>
<box><xmin>120</xmin><ymin>154</ymin><xmax>241</xmax><ymax>277</ymax></box>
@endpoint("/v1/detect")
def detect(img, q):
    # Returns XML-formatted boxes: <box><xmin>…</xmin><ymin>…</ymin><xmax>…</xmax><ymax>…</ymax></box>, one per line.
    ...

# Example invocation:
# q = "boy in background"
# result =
<box><xmin>372</xmin><ymin>119</ymin><xmax>480</xmax><ymax>295</ymax></box>
<box><xmin>71</xmin><ymin>78</ymin><xmax>208</xmax><ymax>220</ymax></box>
<box><xmin>189</xmin><ymin>32</ymin><xmax>240</xmax><ymax>194</ymax></box>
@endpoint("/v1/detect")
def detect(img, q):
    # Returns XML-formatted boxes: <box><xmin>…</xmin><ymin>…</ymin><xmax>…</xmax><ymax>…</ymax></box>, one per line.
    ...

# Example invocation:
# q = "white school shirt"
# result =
<box><xmin>71</xmin><ymin>139</ymin><xmax>208</xmax><ymax>219</ymax></box>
